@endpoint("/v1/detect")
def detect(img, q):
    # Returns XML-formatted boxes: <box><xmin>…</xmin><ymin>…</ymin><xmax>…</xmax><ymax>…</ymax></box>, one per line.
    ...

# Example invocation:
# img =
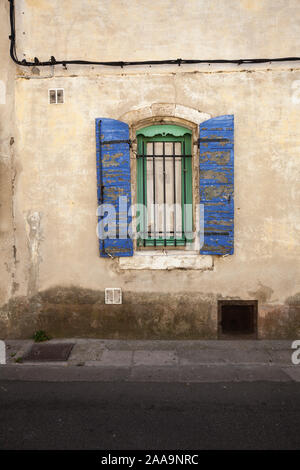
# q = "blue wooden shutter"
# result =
<box><xmin>199</xmin><ymin>115</ymin><xmax>234</xmax><ymax>255</ymax></box>
<box><xmin>95</xmin><ymin>118</ymin><xmax>133</xmax><ymax>257</ymax></box>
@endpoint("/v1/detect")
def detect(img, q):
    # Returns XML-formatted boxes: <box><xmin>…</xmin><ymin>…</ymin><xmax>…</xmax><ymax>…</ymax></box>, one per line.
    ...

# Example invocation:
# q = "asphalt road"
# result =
<box><xmin>0</xmin><ymin>381</ymin><xmax>299</xmax><ymax>450</ymax></box>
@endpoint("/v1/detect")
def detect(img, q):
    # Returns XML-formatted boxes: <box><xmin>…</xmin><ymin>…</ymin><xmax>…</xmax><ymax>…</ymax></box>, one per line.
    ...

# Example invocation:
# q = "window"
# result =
<box><xmin>95</xmin><ymin>114</ymin><xmax>234</xmax><ymax>259</ymax></box>
<box><xmin>136</xmin><ymin>125</ymin><xmax>193</xmax><ymax>248</ymax></box>
<box><xmin>49</xmin><ymin>88</ymin><xmax>64</xmax><ymax>104</ymax></box>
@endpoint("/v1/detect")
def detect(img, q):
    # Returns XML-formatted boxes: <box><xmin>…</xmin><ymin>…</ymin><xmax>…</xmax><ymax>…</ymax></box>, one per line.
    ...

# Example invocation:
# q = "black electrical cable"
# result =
<box><xmin>8</xmin><ymin>0</ymin><xmax>300</xmax><ymax>68</ymax></box>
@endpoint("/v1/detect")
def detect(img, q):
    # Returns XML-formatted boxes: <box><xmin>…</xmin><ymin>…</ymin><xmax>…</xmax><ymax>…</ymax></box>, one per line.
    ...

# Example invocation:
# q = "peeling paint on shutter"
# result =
<box><xmin>199</xmin><ymin>115</ymin><xmax>234</xmax><ymax>255</ymax></box>
<box><xmin>95</xmin><ymin>118</ymin><xmax>133</xmax><ymax>257</ymax></box>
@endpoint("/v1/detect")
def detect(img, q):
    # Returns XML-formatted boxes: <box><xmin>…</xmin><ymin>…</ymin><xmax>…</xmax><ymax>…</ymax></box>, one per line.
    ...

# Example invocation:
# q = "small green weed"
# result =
<box><xmin>32</xmin><ymin>330</ymin><xmax>51</xmax><ymax>342</ymax></box>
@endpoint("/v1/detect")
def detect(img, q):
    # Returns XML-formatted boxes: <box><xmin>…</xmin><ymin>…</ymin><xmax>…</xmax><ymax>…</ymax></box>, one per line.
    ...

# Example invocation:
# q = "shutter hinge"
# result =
<box><xmin>101</xmin><ymin>139</ymin><xmax>132</xmax><ymax>148</ymax></box>
<box><xmin>197</xmin><ymin>137</ymin><xmax>229</xmax><ymax>148</ymax></box>
<box><xmin>105</xmin><ymin>250</ymin><xmax>115</xmax><ymax>259</ymax></box>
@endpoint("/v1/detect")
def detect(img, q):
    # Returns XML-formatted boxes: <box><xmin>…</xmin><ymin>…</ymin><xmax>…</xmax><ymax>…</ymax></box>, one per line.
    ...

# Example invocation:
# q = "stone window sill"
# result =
<box><xmin>119</xmin><ymin>251</ymin><xmax>213</xmax><ymax>270</ymax></box>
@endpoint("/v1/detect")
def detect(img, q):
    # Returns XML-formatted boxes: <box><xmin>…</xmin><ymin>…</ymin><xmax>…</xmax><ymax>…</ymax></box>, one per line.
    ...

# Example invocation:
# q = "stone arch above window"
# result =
<box><xmin>119</xmin><ymin>103</ymin><xmax>211</xmax><ymax>127</ymax></box>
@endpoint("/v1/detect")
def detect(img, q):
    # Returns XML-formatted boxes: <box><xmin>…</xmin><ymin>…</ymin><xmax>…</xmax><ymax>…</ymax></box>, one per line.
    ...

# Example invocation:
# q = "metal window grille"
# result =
<box><xmin>137</xmin><ymin>140</ymin><xmax>192</xmax><ymax>247</ymax></box>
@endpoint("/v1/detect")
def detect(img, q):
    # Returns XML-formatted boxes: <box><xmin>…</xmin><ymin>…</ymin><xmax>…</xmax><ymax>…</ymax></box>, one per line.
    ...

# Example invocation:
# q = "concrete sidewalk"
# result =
<box><xmin>1</xmin><ymin>338</ymin><xmax>300</xmax><ymax>383</ymax></box>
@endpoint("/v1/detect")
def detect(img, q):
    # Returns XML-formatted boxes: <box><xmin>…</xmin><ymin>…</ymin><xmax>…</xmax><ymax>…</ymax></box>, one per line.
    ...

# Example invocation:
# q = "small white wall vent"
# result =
<box><xmin>105</xmin><ymin>288</ymin><xmax>122</xmax><ymax>305</ymax></box>
<box><xmin>49</xmin><ymin>88</ymin><xmax>64</xmax><ymax>104</ymax></box>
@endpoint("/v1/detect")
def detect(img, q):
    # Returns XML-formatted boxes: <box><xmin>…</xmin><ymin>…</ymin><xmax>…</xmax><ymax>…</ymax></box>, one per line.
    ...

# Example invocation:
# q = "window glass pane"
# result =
<box><xmin>146</xmin><ymin>141</ymin><xmax>182</xmax><ymax>238</ymax></box>
<box><xmin>57</xmin><ymin>89</ymin><xmax>64</xmax><ymax>104</ymax></box>
<box><xmin>49</xmin><ymin>89</ymin><xmax>56</xmax><ymax>104</ymax></box>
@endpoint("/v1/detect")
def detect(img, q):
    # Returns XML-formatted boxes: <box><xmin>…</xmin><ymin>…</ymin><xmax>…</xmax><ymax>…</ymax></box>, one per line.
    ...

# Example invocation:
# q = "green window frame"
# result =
<box><xmin>136</xmin><ymin>124</ymin><xmax>193</xmax><ymax>248</ymax></box>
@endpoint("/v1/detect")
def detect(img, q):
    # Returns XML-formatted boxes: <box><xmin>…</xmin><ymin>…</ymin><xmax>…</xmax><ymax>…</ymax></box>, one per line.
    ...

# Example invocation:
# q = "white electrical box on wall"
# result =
<box><xmin>105</xmin><ymin>288</ymin><xmax>122</xmax><ymax>305</ymax></box>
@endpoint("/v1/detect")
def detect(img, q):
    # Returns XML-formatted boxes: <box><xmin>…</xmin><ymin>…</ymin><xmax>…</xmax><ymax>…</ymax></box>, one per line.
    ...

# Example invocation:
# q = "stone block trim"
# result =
<box><xmin>119</xmin><ymin>103</ymin><xmax>211</xmax><ymax>126</ymax></box>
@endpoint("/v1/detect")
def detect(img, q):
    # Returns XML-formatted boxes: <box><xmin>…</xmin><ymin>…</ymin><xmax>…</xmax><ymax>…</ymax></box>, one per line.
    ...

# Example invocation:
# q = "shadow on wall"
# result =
<box><xmin>0</xmin><ymin>286</ymin><xmax>299</xmax><ymax>340</ymax></box>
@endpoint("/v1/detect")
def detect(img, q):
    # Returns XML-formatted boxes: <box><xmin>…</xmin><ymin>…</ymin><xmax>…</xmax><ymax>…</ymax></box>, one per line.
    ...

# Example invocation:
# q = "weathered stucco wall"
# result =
<box><xmin>0</xmin><ymin>1</ymin><xmax>15</xmax><ymax>317</ymax></box>
<box><xmin>15</xmin><ymin>0</ymin><xmax>300</xmax><ymax>62</ymax></box>
<box><xmin>1</xmin><ymin>0</ymin><xmax>300</xmax><ymax>338</ymax></box>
